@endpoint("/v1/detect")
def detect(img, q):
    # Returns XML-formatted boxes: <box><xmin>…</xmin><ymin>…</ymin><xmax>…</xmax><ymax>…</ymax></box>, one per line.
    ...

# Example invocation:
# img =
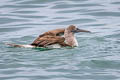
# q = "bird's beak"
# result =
<box><xmin>72</xmin><ymin>28</ymin><xmax>91</xmax><ymax>33</ymax></box>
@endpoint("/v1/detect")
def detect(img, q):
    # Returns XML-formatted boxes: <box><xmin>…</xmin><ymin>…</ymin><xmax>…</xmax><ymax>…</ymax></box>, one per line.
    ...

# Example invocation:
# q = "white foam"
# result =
<box><xmin>46</xmin><ymin>44</ymin><xmax>61</xmax><ymax>48</ymax></box>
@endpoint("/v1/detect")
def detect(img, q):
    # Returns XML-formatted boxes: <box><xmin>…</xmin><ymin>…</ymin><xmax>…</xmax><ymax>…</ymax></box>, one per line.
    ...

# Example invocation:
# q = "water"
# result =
<box><xmin>0</xmin><ymin>0</ymin><xmax>120</xmax><ymax>80</ymax></box>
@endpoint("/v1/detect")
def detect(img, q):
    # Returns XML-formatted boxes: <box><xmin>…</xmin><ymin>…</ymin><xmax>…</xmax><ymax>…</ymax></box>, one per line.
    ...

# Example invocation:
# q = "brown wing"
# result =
<box><xmin>45</xmin><ymin>28</ymin><xmax>65</xmax><ymax>36</ymax></box>
<box><xmin>31</xmin><ymin>35</ymin><xmax>68</xmax><ymax>47</ymax></box>
<box><xmin>31</xmin><ymin>28</ymin><xmax>65</xmax><ymax>47</ymax></box>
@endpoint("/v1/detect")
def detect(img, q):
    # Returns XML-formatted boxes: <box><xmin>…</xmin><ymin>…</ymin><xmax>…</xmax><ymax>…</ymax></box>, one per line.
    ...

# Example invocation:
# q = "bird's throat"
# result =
<box><xmin>64</xmin><ymin>30</ymin><xmax>78</xmax><ymax>47</ymax></box>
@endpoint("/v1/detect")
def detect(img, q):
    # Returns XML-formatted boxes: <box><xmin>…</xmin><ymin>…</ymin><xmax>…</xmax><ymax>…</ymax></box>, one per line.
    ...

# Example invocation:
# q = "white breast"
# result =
<box><xmin>73</xmin><ymin>37</ymin><xmax>78</xmax><ymax>47</ymax></box>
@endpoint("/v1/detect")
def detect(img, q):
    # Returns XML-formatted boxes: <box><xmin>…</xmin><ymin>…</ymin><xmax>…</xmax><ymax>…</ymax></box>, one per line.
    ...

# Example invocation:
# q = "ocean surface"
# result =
<box><xmin>0</xmin><ymin>0</ymin><xmax>120</xmax><ymax>80</ymax></box>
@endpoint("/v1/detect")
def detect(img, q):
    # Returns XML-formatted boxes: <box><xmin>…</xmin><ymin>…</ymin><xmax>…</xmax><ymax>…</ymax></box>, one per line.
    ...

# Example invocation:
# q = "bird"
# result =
<box><xmin>5</xmin><ymin>25</ymin><xmax>91</xmax><ymax>48</ymax></box>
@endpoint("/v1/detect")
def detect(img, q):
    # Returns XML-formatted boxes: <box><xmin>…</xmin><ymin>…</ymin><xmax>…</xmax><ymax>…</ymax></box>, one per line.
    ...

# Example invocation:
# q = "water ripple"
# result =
<box><xmin>0</xmin><ymin>0</ymin><xmax>120</xmax><ymax>80</ymax></box>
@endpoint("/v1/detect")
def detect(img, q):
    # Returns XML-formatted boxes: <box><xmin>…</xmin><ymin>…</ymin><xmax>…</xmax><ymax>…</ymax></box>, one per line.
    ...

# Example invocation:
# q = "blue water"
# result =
<box><xmin>0</xmin><ymin>0</ymin><xmax>120</xmax><ymax>80</ymax></box>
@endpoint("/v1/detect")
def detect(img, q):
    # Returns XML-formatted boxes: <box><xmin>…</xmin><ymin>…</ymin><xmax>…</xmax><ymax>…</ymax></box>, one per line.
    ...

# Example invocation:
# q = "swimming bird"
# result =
<box><xmin>6</xmin><ymin>25</ymin><xmax>91</xmax><ymax>48</ymax></box>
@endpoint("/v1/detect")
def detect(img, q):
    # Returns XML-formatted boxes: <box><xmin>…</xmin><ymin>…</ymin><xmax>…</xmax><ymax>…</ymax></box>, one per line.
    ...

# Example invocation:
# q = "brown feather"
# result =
<box><xmin>31</xmin><ymin>28</ymin><xmax>67</xmax><ymax>47</ymax></box>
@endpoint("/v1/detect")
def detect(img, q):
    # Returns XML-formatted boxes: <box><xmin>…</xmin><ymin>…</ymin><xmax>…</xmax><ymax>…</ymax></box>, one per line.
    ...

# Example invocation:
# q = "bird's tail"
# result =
<box><xmin>5</xmin><ymin>43</ymin><xmax>35</xmax><ymax>48</ymax></box>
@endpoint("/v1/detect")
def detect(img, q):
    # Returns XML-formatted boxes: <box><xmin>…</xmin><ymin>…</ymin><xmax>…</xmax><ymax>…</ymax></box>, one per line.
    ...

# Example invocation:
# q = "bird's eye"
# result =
<box><xmin>71</xmin><ymin>30</ymin><xmax>76</xmax><ymax>33</ymax></box>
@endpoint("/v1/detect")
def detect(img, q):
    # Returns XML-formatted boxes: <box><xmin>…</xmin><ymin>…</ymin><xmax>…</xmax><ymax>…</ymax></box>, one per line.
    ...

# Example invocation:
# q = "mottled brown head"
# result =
<box><xmin>66</xmin><ymin>25</ymin><xmax>76</xmax><ymax>32</ymax></box>
<box><xmin>66</xmin><ymin>25</ymin><xmax>91</xmax><ymax>33</ymax></box>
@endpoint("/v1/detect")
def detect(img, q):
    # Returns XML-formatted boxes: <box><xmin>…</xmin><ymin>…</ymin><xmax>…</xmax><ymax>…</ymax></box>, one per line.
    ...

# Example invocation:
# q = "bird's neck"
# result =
<box><xmin>64</xmin><ymin>29</ymin><xmax>78</xmax><ymax>47</ymax></box>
